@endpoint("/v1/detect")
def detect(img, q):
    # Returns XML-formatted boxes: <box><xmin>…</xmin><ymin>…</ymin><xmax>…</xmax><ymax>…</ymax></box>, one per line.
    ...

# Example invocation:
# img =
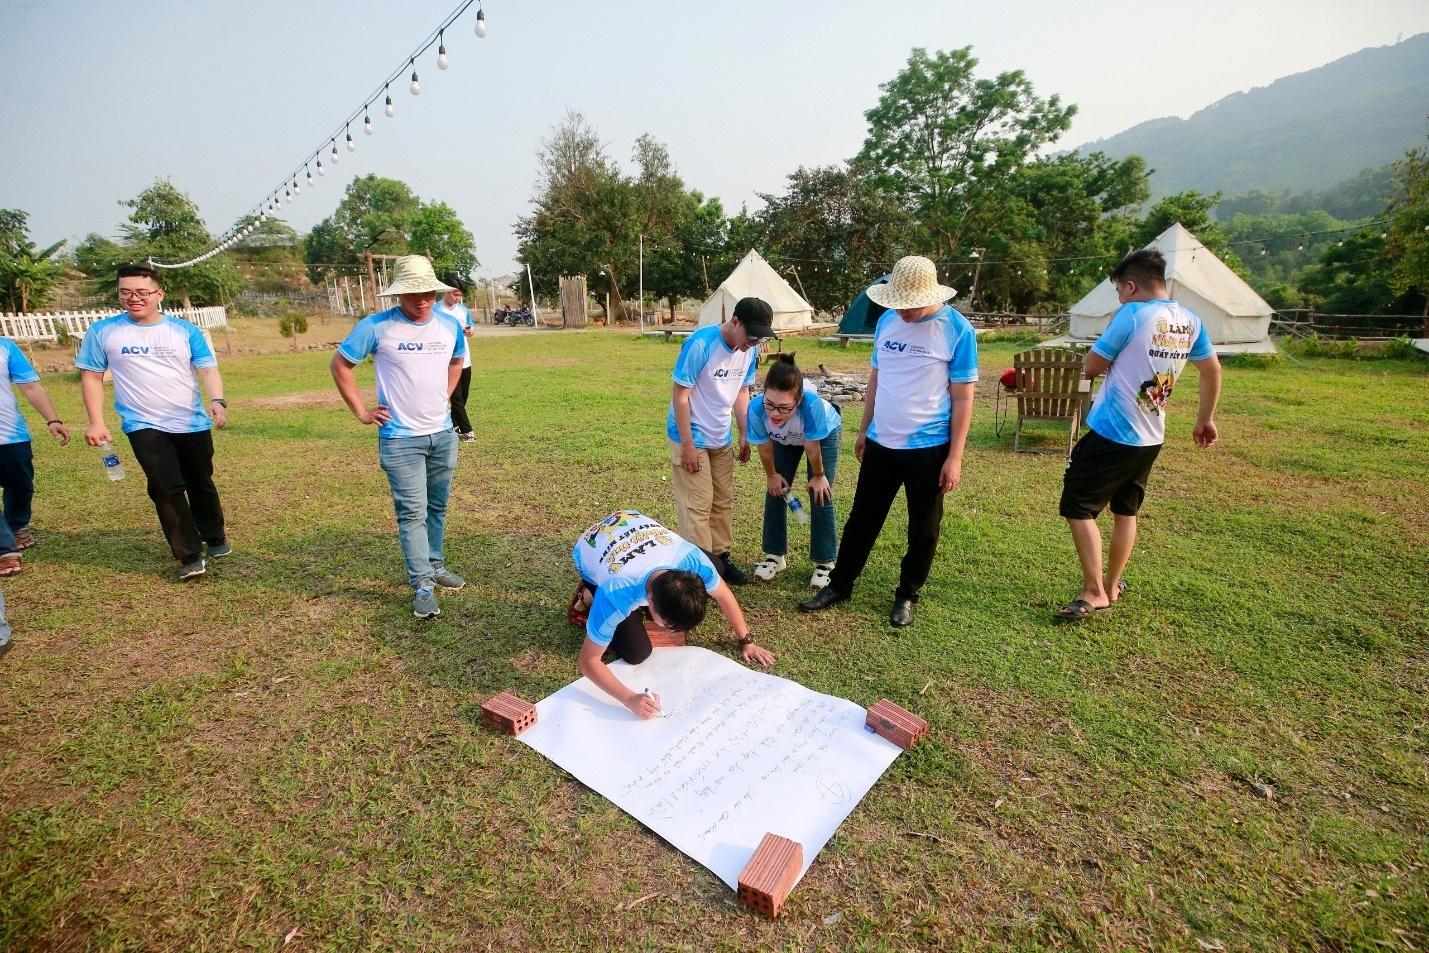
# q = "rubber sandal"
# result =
<box><xmin>567</xmin><ymin>583</ymin><xmax>590</xmax><ymax>627</ymax></box>
<box><xmin>1054</xmin><ymin>598</ymin><xmax>1106</xmax><ymax>621</ymax></box>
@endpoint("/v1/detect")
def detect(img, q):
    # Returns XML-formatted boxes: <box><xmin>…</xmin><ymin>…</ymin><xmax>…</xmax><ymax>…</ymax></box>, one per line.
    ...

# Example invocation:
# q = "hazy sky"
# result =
<box><xmin>2</xmin><ymin>0</ymin><xmax>1426</xmax><ymax>274</ymax></box>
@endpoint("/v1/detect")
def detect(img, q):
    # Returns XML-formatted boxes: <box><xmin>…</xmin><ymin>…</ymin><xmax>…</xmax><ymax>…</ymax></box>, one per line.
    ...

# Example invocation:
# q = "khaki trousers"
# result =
<box><xmin>668</xmin><ymin>440</ymin><xmax>734</xmax><ymax>555</ymax></box>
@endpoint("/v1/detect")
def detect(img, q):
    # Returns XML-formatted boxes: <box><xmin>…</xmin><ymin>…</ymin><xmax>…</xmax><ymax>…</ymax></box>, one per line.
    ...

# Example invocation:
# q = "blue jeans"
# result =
<box><xmin>378</xmin><ymin>430</ymin><xmax>458</xmax><ymax>591</ymax></box>
<box><xmin>0</xmin><ymin>587</ymin><xmax>9</xmax><ymax>646</ymax></box>
<box><xmin>762</xmin><ymin>430</ymin><xmax>841</xmax><ymax>565</ymax></box>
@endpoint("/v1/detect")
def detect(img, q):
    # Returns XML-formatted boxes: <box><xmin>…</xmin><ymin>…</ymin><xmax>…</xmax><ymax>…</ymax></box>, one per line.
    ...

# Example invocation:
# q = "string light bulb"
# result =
<box><xmin>317</xmin><ymin>158</ymin><xmax>325</xmax><ymax>176</ymax></box>
<box><xmin>346</xmin><ymin>127</ymin><xmax>356</xmax><ymax>151</ymax></box>
<box><xmin>1296</xmin><ymin>242</ymin><xmax>1304</xmax><ymax>252</ymax></box>
<box><xmin>438</xmin><ymin>31</ymin><xmax>448</xmax><ymax>70</ymax></box>
<box><xmin>410</xmin><ymin>59</ymin><xmax>420</xmax><ymax>95</ymax></box>
<box><xmin>292</xmin><ymin>178</ymin><xmax>300</xmax><ymax>196</ymax></box>
<box><xmin>1259</xmin><ymin>247</ymin><xmax>1267</xmax><ymax>255</ymax></box>
<box><xmin>474</xmin><ymin>6</ymin><xmax>487</xmax><ymax>37</ymax></box>
<box><xmin>385</xmin><ymin>85</ymin><xmax>395</xmax><ymax>118</ymax></box>
<box><xmin>364</xmin><ymin>110</ymin><xmax>374</xmax><ymax>135</ymax></box>
<box><xmin>306</xmin><ymin>168</ymin><xmax>314</xmax><ymax>186</ymax></box>
<box><xmin>330</xmin><ymin>139</ymin><xmax>340</xmax><ymax>163</ymax></box>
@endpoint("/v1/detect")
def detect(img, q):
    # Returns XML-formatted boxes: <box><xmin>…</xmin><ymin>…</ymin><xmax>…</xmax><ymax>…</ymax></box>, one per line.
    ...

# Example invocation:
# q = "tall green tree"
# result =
<box><xmin>755</xmin><ymin>164</ymin><xmax>918</xmax><ymax>312</ymax></box>
<box><xmin>1384</xmin><ymin>139</ymin><xmax>1429</xmax><ymax>326</ymax></box>
<box><xmin>117</xmin><ymin>180</ymin><xmax>243</xmax><ymax>307</ymax></box>
<box><xmin>0</xmin><ymin>209</ymin><xmax>66</xmax><ymax>313</ymax></box>
<box><xmin>855</xmin><ymin>47</ymin><xmax>1075</xmax><ymax>261</ymax></box>
<box><xmin>409</xmin><ymin>201</ymin><xmax>479</xmax><ymax>283</ymax></box>
<box><xmin>1297</xmin><ymin>229</ymin><xmax>1419</xmax><ymax>317</ymax></box>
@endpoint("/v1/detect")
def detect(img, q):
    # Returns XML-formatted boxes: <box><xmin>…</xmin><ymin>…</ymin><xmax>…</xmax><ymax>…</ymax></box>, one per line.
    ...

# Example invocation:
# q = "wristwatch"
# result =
<box><xmin>738</xmin><ymin>632</ymin><xmax>756</xmax><ymax>646</ymax></box>
<box><xmin>210</xmin><ymin>398</ymin><xmax>228</xmax><ymax>407</ymax></box>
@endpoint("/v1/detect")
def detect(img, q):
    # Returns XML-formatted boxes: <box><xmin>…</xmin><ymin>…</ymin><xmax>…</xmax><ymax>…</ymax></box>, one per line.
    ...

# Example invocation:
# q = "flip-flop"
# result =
<box><xmin>566</xmin><ymin>583</ymin><xmax>590</xmax><ymax>628</ymax></box>
<box><xmin>1055</xmin><ymin>598</ymin><xmax>1107</xmax><ymax>621</ymax></box>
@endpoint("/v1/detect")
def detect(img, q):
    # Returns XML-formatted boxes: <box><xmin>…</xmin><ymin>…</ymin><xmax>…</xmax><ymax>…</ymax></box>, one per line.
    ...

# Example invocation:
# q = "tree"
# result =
<box><xmin>644</xmin><ymin>192</ymin><xmax>727</xmax><ymax>321</ymax></box>
<box><xmin>1297</xmin><ymin>229</ymin><xmax>1420</xmax><ymax>317</ymax></box>
<box><xmin>855</xmin><ymin>47</ymin><xmax>1075</xmax><ymax>261</ymax></box>
<box><xmin>755</xmin><ymin>164</ymin><xmax>918</xmax><ymax>312</ymax></box>
<box><xmin>409</xmin><ymin>201</ymin><xmax>479</xmax><ymax>283</ymax></box>
<box><xmin>278</xmin><ymin>311</ymin><xmax>309</xmax><ymax>351</ymax></box>
<box><xmin>303</xmin><ymin>175</ymin><xmax>421</xmax><ymax>283</ymax></box>
<box><xmin>1384</xmin><ymin>139</ymin><xmax>1429</xmax><ymax>327</ymax></box>
<box><xmin>117</xmin><ymin>180</ymin><xmax>243</xmax><ymax>307</ymax></box>
<box><xmin>0</xmin><ymin>209</ymin><xmax>65</xmax><ymax>313</ymax></box>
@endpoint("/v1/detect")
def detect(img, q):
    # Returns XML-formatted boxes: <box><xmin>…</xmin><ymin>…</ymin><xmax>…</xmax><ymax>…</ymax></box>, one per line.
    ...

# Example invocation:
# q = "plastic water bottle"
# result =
<box><xmin>782</xmin><ymin>490</ymin><xmax>810</xmax><ymax>525</ymax></box>
<box><xmin>100</xmin><ymin>440</ymin><xmax>125</xmax><ymax>481</ymax></box>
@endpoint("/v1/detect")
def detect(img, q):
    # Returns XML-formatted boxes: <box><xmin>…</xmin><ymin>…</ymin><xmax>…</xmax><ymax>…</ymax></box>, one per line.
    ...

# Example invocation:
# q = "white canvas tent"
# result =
<box><xmin>698</xmin><ymin>250</ymin><xmax>813</xmax><ymax>333</ymax></box>
<box><xmin>1064</xmin><ymin>223</ymin><xmax>1276</xmax><ymax>353</ymax></box>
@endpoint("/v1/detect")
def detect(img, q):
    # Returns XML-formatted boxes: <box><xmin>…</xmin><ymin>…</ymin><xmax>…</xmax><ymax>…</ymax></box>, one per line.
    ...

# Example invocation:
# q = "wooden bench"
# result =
<box><xmin>819</xmin><ymin>334</ymin><xmax>875</xmax><ymax>348</ymax></box>
<box><xmin>642</xmin><ymin>329</ymin><xmax>694</xmax><ymax>342</ymax></box>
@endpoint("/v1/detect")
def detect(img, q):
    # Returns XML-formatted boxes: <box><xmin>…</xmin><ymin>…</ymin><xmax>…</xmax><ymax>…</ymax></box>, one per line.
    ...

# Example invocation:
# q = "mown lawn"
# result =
<box><xmin>1</xmin><ymin>327</ymin><xmax>1426</xmax><ymax>951</ymax></box>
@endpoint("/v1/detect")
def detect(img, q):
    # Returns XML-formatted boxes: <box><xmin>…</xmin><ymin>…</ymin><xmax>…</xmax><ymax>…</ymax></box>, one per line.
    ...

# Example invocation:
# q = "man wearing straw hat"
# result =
<box><xmin>798</xmin><ymin>256</ymin><xmax>978</xmax><ymax>627</ymax></box>
<box><xmin>331</xmin><ymin>256</ymin><xmax>469</xmax><ymax>618</ymax></box>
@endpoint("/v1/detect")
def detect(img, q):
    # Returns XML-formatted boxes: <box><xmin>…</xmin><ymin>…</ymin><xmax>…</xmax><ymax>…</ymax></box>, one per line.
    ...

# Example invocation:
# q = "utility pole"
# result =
<box><xmin>967</xmin><ymin>247</ymin><xmax>985</xmax><ymax>312</ymax></box>
<box><xmin>701</xmin><ymin>254</ymin><xmax>711</xmax><ymax>295</ymax></box>
<box><xmin>638</xmin><ymin>233</ymin><xmax>645</xmax><ymax>332</ymax></box>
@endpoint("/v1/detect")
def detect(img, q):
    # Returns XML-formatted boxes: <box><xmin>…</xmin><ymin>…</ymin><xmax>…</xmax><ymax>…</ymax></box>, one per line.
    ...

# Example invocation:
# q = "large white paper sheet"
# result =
<box><xmin>518</xmin><ymin>647</ymin><xmax>903</xmax><ymax>890</ymax></box>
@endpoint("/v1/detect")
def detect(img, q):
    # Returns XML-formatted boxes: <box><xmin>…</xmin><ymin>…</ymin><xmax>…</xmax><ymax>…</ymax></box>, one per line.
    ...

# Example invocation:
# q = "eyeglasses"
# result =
<box><xmin>118</xmin><ymin>289</ymin><xmax>161</xmax><ymax>300</ymax></box>
<box><xmin>765</xmin><ymin>401</ymin><xmax>797</xmax><ymax>414</ymax></box>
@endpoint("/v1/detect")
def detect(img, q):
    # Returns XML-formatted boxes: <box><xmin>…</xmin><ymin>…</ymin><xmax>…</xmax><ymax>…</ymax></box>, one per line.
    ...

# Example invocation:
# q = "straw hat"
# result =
<box><xmin>380</xmin><ymin>256</ymin><xmax>456</xmax><ymax>296</ymax></box>
<box><xmin>865</xmin><ymin>256</ymin><xmax>956</xmax><ymax>310</ymax></box>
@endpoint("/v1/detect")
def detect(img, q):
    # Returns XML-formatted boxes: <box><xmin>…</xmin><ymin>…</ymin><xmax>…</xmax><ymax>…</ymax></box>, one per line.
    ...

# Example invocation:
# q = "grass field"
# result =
<box><xmin>1</xmin><ymin>325</ymin><xmax>1426</xmax><ymax>951</ymax></box>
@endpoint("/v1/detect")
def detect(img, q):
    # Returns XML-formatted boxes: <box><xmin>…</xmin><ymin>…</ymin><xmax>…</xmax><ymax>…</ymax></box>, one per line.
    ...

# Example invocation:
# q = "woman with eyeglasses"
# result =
<box><xmin>746</xmin><ymin>353</ymin><xmax>842</xmax><ymax>588</ymax></box>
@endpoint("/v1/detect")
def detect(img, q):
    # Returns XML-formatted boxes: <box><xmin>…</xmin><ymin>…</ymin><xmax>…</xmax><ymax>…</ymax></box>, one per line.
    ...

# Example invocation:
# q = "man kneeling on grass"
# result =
<box><xmin>568</xmin><ymin>510</ymin><xmax>775</xmax><ymax>719</ymax></box>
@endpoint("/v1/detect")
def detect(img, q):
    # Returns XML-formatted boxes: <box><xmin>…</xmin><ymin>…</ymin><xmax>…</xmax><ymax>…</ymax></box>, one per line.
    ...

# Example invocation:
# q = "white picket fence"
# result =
<box><xmin>0</xmin><ymin>306</ymin><xmax>229</xmax><ymax>342</ymax></box>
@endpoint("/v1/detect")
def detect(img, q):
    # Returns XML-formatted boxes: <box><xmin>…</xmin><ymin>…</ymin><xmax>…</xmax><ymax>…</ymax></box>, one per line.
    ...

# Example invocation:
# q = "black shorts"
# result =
<box><xmin>1059</xmin><ymin>430</ymin><xmax>1162</xmax><ymax>520</ymax></box>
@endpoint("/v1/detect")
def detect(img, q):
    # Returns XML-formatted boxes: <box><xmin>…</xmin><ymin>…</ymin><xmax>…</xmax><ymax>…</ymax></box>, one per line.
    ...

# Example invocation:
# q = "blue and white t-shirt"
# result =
<box><xmin>0</xmin><ymin>339</ymin><xmax>41</xmax><ymax>445</ymax></box>
<box><xmin>867</xmin><ymin>305</ymin><xmax>979</xmax><ymax>449</ymax></box>
<box><xmin>664</xmin><ymin>325</ymin><xmax>758</xmax><ymax>448</ymax></box>
<box><xmin>747</xmin><ymin>388</ymin><xmax>842</xmax><ymax>447</ymax></box>
<box><xmin>75</xmin><ymin>314</ymin><xmax>217</xmax><ymax>434</ymax></box>
<box><xmin>1086</xmin><ymin>299</ymin><xmax>1214</xmax><ymax>447</ymax></box>
<box><xmin>338</xmin><ymin>306</ymin><xmax>468</xmax><ymax>439</ymax></box>
<box><xmin>572</xmin><ymin>510</ymin><xmax>722</xmax><ymax>647</ymax></box>
<box><xmin>433</xmin><ymin>298</ymin><xmax>473</xmax><ymax>369</ymax></box>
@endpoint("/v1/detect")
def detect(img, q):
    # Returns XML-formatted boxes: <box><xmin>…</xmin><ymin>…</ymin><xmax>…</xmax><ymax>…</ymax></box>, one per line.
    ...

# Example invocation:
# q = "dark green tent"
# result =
<box><xmin>836</xmin><ymin>275</ymin><xmax>891</xmax><ymax>335</ymax></box>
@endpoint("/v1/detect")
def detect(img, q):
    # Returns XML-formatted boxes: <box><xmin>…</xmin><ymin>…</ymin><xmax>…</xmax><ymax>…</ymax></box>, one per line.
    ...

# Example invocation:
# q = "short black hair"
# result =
<box><xmin>649</xmin><ymin>569</ymin><xmax>708</xmax><ymax>632</ymax></box>
<box><xmin>116</xmin><ymin>262</ymin><xmax>162</xmax><ymax>286</ymax></box>
<box><xmin>762</xmin><ymin>351</ymin><xmax>804</xmax><ymax>398</ymax></box>
<box><xmin>441</xmin><ymin>272</ymin><xmax>465</xmax><ymax>293</ymax></box>
<box><xmin>1110</xmin><ymin>249</ymin><xmax>1167</xmax><ymax>288</ymax></box>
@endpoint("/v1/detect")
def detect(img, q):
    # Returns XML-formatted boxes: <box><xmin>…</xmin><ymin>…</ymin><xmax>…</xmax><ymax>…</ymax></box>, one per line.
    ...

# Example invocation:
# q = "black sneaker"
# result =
<box><xmin>207</xmin><ymin>541</ymin><xmax>233</xmax><ymax>559</ymax></box>
<box><xmin>0</xmin><ymin>639</ymin><xmax>12</xmax><ymax>661</ymax></box>
<box><xmin>178</xmin><ymin>558</ymin><xmax>207</xmax><ymax>581</ymax></box>
<box><xmin>718</xmin><ymin>553</ymin><xmax>749</xmax><ymax>585</ymax></box>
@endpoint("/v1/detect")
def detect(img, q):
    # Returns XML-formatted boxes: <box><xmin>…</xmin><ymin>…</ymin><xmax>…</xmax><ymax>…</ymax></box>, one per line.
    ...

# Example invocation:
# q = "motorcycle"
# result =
<box><xmin>493</xmin><ymin>306</ymin><xmax>535</xmax><ymax>327</ymax></box>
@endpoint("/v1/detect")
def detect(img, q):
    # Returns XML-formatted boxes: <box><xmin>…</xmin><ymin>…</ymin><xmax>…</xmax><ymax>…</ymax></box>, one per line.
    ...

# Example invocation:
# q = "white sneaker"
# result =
<box><xmin>810</xmin><ymin>562</ymin><xmax>835</xmax><ymax>589</ymax></box>
<box><xmin>752</xmin><ymin>554</ymin><xmax>786</xmax><ymax>581</ymax></box>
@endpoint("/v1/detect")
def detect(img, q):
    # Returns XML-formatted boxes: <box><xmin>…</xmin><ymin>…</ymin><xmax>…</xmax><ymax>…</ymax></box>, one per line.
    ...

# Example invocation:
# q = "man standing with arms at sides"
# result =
<box><xmin>0</xmin><ymin>336</ymin><xmax>71</xmax><ymax>576</ymax></box>
<box><xmin>77</xmin><ymin>263</ymin><xmax>229</xmax><ymax>581</ymax></box>
<box><xmin>433</xmin><ymin>275</ymin><xmax>475</xmax><ymax>443</ymax></box>
<box><xmin>331</xmin><ymin>256</ymin><xmax>467</xmax><ymax>619</ymax></box>
<box><xmin>799</xmin><ymin>256</ymin><xmax>978</xmax><ymax>628</ymax></box>
<box><xmin>666</xmin><ymin>297</ymin><xmax>775</xmax><ymax>585</ymax></box>
<box><xmin>1055</xmin><ymin>249</ymin><xmax>1220</xmax><ymax>619</ymax></box>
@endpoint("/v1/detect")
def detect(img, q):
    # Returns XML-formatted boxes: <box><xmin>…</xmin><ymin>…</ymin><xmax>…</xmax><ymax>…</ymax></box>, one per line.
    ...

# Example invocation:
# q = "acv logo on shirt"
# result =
<box><xmin>712</xmin><ymin>368</ymin><xmax>731</xmax><ymax>378</ymax></box>
<box><xmin>882</xmin><ymin>340</ymin><xmax>929</xmax><ymax>356</ymax></box>
<box><xmin>119</xmin><ymin>346</ymin><xmax>151</xmax><ymax>355</ymax></box>
<box><xmin>396</xmin><ymin>342</ymin><xmax>447</xmax><ymax>352</ymax></box>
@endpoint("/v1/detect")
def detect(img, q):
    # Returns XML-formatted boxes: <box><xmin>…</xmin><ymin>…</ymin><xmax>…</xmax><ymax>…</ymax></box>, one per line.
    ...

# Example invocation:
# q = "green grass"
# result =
<box><xmin>2</xmin><ymin>329</ymin><xmax>1426</xmax><ymax>951</ymax></box>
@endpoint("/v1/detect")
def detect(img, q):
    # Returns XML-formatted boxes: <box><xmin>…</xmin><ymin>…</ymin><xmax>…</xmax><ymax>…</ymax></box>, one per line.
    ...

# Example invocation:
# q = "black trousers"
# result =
<box><xmin>126</xmin><ymin>428</ymin><xmax>226</xmax><ymax>563</ymax></box>
<box><xmin>450</xmin><ymin>367</ymin><xmax>473</xmax><ymax>435</ymax></box>
<box><xmin>0</xmin><ymin>440</ymin><xmax>35</xmax><ymax>555</ymax></box>
<box><xmin>579</xmin><ymin>580</ymin><xmax>652</xmax><ymax>665</ymax></box>
<box><xmin>828</xmin><ymin>439</ymin><xmax>949</xmax><ymax>602</ymax></box>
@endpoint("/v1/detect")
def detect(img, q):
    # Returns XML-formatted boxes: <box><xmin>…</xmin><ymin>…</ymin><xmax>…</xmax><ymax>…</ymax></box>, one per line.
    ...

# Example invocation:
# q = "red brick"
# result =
<box><xmin>644</xmin><ymin>618</ymin><xmax>686</xmax><ymax>647</ymax></box>
<box><xmin>481</xmin><ymin>691</ymin><xmax>537</xmax><ymax>736</ymax></box>
<box><xmin>737</xmin><ymin>833</ymin><xmax>803</xmax><ymax>918</ymax></box>
<box><xmin>865</xmin><ymin>699</ymin><xmax>928</xmax><ymax>749</ymax></box>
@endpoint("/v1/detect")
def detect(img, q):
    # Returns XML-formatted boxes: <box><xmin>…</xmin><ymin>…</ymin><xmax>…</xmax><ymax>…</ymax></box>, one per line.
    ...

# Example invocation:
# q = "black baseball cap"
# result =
<box><xmin>732</xmin><ymin>297</ymin><xmax>775</xmax><ymax>338</ymax></box>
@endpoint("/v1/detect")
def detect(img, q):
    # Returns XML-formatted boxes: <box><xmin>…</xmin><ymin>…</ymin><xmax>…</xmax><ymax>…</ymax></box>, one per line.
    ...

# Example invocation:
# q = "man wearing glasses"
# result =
<box><xmin>77</xmin><ymin>263</ymin><xmax>230</xmax><ymax>581</ymax></box>
<box><xmin>665</xmin><ymin>296</ymin><xmax>775</xmax><ymax>585</ymax></box>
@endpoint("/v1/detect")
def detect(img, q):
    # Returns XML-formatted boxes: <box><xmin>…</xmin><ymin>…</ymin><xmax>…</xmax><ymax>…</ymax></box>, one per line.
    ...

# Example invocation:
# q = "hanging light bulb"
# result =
<box><xmin>438</xmin><ymin>31</ymin><xmax>448</xmax><ymax>70</ymax></box>
<box><xmin>306</xmin><ymin>167</ymin><xmax>314</xmax><ymax>186</ymax></box>
<box><xmin>1296</xmin><ymin>242</ymin><xmax>1304</xmax><ymax>252</ymax></box>
<box><xmin>292</xmin><ymin>178</ymin><xmax>300</xmax><ymax>196</ymax></box>
<box><xmin>259</xmin><ymin>210</ymin><xmax>267</xmax><ymax>223</ymax></box>
<box><xmin>1259</xmin><ymin>247</ymin><xmax>1266</xmax><ymax>255</ymax></box>
<box><xmin>410</xmin><ymin>58</ymin><xmax>420</xmax><ymax>95</ymax></box>
<box><xmin>330</xmin><ymin>139</ymin><xmax>340</xmax><ymax>163</ymax></box>
<box><xmin>1381</xmin><ymin>231</ymin><xmax>1388</xmax><ymax>239</ymax></box>
<box><xmin>385</xmin><ymin>84</ymin><xmax>395</xmax><ymax>118</ymax></box>
<box><xmin>474</xmin><ymin>6</ymin><xmax>487</xmax><ymax>37</ymax></box>
<box><xmin>1337</xmin><ymin>239</ymin><xmax>1344</xmax><ymax>247</ymax></box>
<box><xmin>346</xmin><ymin>126</ymin><xmax>356</xmax><ymax>151</ymax></box>
<box><xmin>364</xmin><ymin>110</ymin><xmax>374</xmax><ymax>135</ymax></box>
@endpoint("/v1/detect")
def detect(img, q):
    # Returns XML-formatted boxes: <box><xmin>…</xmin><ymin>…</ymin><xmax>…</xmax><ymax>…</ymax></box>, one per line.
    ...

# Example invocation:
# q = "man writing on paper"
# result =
<box><xmin>568</xmin><ymin>510</ymin><xmax>775</xmax><ymax>719</ymax></box>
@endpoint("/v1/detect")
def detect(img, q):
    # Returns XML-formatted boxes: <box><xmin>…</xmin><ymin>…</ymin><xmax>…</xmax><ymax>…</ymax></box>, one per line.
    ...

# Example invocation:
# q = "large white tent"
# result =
<box><xmin>698</xmin><ymin>250</ymin><xmax>813</xmax><ymax>333</ymax></box>
<box><xmin>1065</xmin><ymin>223</ymin><xmax>1276</xmax><ymax>353</ymax></box>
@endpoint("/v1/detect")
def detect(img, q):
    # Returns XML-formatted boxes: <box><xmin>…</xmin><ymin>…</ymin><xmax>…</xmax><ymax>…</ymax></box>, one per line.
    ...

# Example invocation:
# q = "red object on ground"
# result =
<box><xmin>999</xmin><ymin>367</ymin><xmax>1018</xmax><ymax>390</ymax></box>
<box><xmin>738</xmin><ymin>833</ymin><xmax>804</xmax><ymax>918</ymax></box>
<box><xmin>482</xmin><ymin>691</ymin><xmax>538</xmax><ymax>736</ymax></box>
<box><xmin>567</xmin><ymin>582</ymin><xmax>589</xmax><ymax>628</ymax></box>
<box><xmin>865</xmin><ymin>700</ymin><xmax>929</xmax><ymax>749</ymax></box>
<box><xmin>644</xmin><ymin>616</ymin><xmax>686</xmax><ymax>647</ymax></box>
